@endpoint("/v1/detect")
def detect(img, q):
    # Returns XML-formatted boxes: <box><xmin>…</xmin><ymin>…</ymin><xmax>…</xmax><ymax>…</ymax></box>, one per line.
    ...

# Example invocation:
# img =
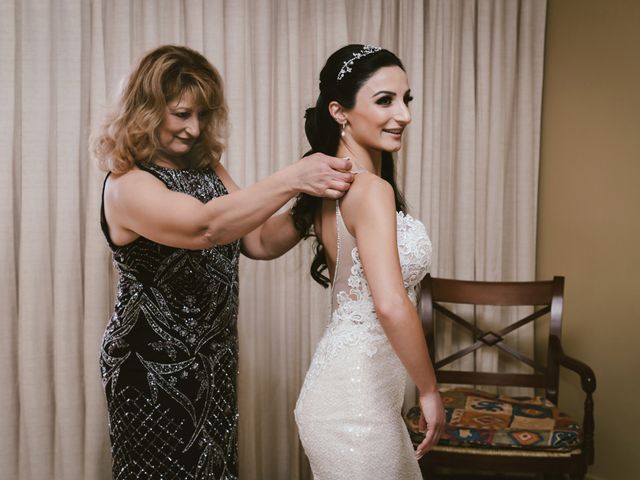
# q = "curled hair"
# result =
<box><xmin>92</xmin><ymin>45</ymin><xmax>228</xmax><ymax>173</ymax></box>
<box><xmin>292</xmin><ymin>45</ymin><xmax>407</xmax><ymax>287</ymax></box>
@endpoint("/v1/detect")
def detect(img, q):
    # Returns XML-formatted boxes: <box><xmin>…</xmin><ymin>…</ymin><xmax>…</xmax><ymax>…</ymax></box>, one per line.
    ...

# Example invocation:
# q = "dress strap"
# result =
<box><xmin>335</xmin><ymin>199</ymin><xmax>355</xmax><ymax>241</ymax></box>
<box><xmin>331</xmin><ymin>200</ymin><xmax>343</xmax><ymax>294</ymax></box>
<box><xmin>331</xmin><ymin>199</ymin><xmax>356</xmax><ymax>289</ymax></box>
<box><xmin>100</xmin><ymin>172</ymin><xmax>117</xmax><ymax>248</ymax></box>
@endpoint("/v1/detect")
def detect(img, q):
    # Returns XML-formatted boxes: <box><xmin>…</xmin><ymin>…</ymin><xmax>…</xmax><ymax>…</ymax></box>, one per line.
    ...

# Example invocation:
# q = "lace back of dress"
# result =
<box><xmin>330</xmin><ymin>201</ymin><xmax>358</xmax><ymax>313</ymax></box>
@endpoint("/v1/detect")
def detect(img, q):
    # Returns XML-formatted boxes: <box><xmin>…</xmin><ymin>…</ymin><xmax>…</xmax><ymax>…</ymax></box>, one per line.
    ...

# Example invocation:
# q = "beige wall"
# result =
<box><xmin>537</xmin><ymin>0</ymin><xmax>640</xmax><ymax>479</ymax></box>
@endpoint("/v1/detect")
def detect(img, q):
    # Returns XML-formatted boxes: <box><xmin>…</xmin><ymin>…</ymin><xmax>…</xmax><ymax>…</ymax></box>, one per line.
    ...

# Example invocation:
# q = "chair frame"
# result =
<box><xmin>418</xmin><ymin>274</ymin><xmax>596</xmax><ymax>480</ymax></box>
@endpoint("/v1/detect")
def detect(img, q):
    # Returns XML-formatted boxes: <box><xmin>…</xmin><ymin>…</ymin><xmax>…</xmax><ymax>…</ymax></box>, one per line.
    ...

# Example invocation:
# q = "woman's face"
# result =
<box><xmin>157</xmin><ymin>92</ymin><xmax>209</xmax><ymax>158</ymax></box>
<box><xmin>346</xmin><ymin>65</ymin><xmax>412</xmax><ymax>153</ymax></box>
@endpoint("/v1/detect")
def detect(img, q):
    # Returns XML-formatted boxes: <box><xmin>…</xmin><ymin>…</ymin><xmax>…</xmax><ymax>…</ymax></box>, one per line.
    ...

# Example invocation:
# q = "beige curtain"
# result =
<box><xmin>0</xmin><ymin>1</ymin><xmax>546</xmax><ymax>479</ymax></box>
<box><xmin>396</xmin><ymin>0</ymin><xmax>548</xmax><ymax>384</ymax></box>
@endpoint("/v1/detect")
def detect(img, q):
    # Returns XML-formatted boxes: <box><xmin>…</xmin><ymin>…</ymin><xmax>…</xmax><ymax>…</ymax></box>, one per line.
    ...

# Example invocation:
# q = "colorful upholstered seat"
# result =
<box><xmin>405</xmin><ymin>388</ymin><xmax>582</xmax><ymax>452</ymax></box>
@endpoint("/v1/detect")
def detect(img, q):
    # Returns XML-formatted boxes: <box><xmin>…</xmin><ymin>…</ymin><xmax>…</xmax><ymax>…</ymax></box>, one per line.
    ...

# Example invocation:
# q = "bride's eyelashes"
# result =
<box><xmin>374</xmin><ymin>93</ymin><xmax>414</xmax><ymax>106</ymax></box>
<box><xmin>376</xmin><ymin>95</ymin><xmax>393</xmax><ymax>106</ymax></box>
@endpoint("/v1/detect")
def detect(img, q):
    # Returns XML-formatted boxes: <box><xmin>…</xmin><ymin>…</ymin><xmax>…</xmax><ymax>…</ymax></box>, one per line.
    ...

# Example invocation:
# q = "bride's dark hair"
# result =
<box><xmin>292</xmin><ymin>44</ymin><xmax>408</xmax><ymax>287</ymax></box>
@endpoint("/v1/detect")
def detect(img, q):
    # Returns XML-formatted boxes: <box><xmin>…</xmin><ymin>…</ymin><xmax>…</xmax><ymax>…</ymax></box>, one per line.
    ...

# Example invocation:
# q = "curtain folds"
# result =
<box><xmin>0</xmin><ymin>1</ymin><xmax>546</xmax><ymax>478</ymax></box>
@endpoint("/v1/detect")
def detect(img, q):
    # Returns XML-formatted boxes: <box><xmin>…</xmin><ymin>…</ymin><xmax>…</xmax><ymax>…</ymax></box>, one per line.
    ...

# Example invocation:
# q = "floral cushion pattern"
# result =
<box><xmin>405</xmin><ymin>388</ymin><xmax>583</xmax><ymax>452</ymax></box>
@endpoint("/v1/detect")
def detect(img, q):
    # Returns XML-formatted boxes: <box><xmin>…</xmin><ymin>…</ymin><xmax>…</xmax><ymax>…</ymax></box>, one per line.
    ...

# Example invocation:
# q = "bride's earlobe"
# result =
<box><xmin>328</xmin><ymin>100</ymin><xmax>347</xmax><ymax>126</ymax></box>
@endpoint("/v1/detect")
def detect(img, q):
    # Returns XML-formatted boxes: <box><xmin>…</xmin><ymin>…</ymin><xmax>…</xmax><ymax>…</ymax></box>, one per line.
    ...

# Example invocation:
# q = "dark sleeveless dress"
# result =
<box><xmin>100</xmin><ymin>163</ymin><xmax>240</xmax><ymax>480</ymax></box>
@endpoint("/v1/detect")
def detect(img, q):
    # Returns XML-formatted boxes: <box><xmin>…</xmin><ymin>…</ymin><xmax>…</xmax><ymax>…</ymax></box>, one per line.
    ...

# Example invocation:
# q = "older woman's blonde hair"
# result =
<box><xmin>92</xmin><ymin>45</ymin><xmax>228</xmax><ymax>173</ymax></box>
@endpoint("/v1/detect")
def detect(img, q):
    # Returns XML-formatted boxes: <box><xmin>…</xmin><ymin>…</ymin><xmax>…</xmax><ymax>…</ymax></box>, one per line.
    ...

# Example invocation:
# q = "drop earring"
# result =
<box><xmin>341</xmin><ymin>122</ymin><xmax>346</xmax><ymax>138</ymax></box>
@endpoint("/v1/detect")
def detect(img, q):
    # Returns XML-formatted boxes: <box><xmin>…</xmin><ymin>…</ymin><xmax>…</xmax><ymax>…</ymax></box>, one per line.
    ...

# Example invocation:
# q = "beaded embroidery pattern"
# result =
<box><xmin>295</xmin><ymin>201</ymin><xmax>432</xmax><ymax>479</ymax></box>
<box><xmin>100</xmin><ymin>163</ymin><xmax>240</xmax><ymax>480</ymax></box>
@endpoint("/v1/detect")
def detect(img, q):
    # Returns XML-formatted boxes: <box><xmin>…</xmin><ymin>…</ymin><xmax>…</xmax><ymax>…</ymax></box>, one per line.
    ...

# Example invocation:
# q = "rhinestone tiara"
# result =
<box><xmin>336</xmin><ymin>45</ymin><xmax>382</xmax><ymax>81</ymax></box>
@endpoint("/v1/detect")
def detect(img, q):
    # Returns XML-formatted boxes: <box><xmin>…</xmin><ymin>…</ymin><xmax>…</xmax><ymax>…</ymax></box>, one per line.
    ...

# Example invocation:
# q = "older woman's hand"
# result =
<box><xmin>292</xmin><ymin>153</ymin><xmax>354</xmax><ymax>198</ymax></box>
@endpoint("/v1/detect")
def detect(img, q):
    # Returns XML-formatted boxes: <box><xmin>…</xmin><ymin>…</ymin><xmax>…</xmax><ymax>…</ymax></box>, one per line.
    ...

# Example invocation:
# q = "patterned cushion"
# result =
<box><xmin>405</xmin><ymin>388</ymin><xmax>583</xmax><ymax>452</ymax></box>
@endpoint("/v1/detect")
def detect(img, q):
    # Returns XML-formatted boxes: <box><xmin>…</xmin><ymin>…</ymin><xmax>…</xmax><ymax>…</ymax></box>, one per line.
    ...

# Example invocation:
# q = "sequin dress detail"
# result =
<box><xmin>100</xmin><ymin>163</ymin><xmax>240</xmax><ymax>480</ymax></box>
<box><xmin>294</xmin><ymin>201</ymin><xmax>432</xmax><ymax>480</ymax></box>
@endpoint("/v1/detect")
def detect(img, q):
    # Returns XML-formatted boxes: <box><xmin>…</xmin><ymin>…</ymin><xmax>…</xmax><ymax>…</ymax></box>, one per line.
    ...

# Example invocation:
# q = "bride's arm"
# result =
<box><xmin>340</xmin><ymin>174</ymin><xmax>444</xmax><ymax>456</ymax></box>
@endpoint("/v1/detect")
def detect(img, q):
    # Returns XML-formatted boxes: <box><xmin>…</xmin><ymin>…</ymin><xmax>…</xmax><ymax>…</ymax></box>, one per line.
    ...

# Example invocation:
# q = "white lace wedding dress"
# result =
<box><xmin>294</xmin><ymin>201</ymin><xmax>432</xmax><ymax>480</ymax></box>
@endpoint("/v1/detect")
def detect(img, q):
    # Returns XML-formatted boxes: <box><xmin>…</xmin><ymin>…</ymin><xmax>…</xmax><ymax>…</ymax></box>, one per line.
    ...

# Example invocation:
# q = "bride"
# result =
<box><xmin>292</xmin><ymin>45</ymin><xmax>445</xmax><ymax>479</ymax></box>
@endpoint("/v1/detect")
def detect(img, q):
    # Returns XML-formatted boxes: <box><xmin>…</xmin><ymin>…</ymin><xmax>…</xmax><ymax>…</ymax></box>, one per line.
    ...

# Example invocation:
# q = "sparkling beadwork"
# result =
<box><xmin>100</xmin><ymin>163</ymin><xmax>240</xmax><ymax>479</ymax></box>
<box><xmin>336</xmin><ymin>45</ymin><xmax>382</xmax><ymax>81</ymax></box>
<box><xmin>295</xmin><ymin>201</ymin><xmax>431</xmax><ymax>478</ymax></box>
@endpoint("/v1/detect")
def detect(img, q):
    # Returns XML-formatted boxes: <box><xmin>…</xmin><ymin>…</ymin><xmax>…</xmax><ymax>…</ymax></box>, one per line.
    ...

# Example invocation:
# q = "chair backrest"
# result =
<box><xmin>420</xmin><ymin>274</ymin><xmax>565</xmax><ymax>404</ymax></box>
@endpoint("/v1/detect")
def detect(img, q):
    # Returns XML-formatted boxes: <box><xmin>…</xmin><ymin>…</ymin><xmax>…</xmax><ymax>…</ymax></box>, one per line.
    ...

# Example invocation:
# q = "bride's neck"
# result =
<box><xmin>336</xmin><ymin>141</ymin><xmax>381</xmax><ymax>176</ymax></box>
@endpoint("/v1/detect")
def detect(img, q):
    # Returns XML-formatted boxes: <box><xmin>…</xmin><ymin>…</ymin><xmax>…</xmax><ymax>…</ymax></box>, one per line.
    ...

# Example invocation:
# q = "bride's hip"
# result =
<box><xmin>296</xmin><ymin>343</ymin><xmax>407</xmax><ymax>419</ymax></box>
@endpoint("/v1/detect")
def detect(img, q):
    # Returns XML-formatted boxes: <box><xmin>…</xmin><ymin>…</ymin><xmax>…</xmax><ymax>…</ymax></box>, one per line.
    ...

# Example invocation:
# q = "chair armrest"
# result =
<box><xmin>550</xmin><ymin>336</ymin><xmax>596</xmax><ymax>465</ymax></box>
<box><xmin>557</xmin><ymin>350</ymin><xmax>597</xmax><ymax>394</ymax></box>
<box><xmin>551</xmin><ymin>336</ymin><xmax>596</xmax><ymax>394</ymax></box>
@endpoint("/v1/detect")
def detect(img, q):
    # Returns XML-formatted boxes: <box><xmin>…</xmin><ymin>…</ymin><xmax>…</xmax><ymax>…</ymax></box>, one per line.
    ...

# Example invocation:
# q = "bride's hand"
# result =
<box><xmin>415</xmin><ymin>390</ymin><xmax>445</xmax><ymax>459</ymax></box>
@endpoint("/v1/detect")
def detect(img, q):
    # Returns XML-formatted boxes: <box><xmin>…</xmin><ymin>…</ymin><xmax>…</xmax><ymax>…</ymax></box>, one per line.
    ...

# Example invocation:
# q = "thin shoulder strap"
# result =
<box><xmin>332</xmin><ymin>198</ymin><xmax>357</xmax><ymax>283</ymax></box>
<box><xmin>331</xmin><ymin>200</ymin><xmax>343</xmax><ymax>293</ymax></box>
<box><xmin>100</xmin><ymin>172</ymin><xmax>116</xmax><ymax>248</ymax></box>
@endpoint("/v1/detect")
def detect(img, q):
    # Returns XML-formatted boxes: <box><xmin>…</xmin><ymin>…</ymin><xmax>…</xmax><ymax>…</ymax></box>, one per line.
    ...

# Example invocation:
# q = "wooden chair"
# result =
<box><xmin>414</xmin><ymin>274</ymin><xmax>596</xmax><ymax>480</ymax></box>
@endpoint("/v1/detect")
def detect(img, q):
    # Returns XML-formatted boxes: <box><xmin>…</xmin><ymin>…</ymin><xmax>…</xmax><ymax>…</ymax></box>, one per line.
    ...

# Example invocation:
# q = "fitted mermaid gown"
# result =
<box><xmin>295</xmin><ymin>201</ymin><xmax>432</xmax><ymax>480</ymax></box>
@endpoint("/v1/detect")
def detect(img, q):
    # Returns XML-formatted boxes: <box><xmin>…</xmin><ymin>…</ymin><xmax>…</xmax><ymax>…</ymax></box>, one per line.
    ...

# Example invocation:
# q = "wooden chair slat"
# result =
<box><xmin>417</xmin><ymin>274</ymin><xmax>595</xmax><ymax>479</ymax></box>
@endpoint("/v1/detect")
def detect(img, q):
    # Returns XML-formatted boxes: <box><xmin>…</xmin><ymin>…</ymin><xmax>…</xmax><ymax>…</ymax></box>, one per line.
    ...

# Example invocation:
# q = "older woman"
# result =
<box><xmin>92</xmin><ymin>45</ymin><xmax>352</xmax><ymax>479</ymax></box>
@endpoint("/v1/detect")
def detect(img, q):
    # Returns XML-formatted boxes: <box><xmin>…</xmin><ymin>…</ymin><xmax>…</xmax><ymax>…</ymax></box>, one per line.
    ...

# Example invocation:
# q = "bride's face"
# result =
<box><xmin>345</xmin><ymin>66</ymin><xmax>412</xmax><ymax>153</ymax></box>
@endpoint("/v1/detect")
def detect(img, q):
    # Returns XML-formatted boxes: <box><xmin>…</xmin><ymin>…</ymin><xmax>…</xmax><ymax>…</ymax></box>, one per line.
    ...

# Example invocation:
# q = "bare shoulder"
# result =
<box><xmin>340</xmin><ymin>172</ymin><xmax>396</xmax><ymax>232</ymax></box>
<box><xmin>105</xmin><ymin>166</ymin><xmax>165</xmax><ymax>206</ymax></box>
<box><xmin>341</xmin><ymin>172</ymin><xmax>394</xmax><ymax>210</ymax></box>
<box><xmin>108</xmin><ymin>166</ymin><xmax>159</xmax><ymax>187</ymax></box>
<box><xmin>213</xmin><ymin>160</ymin><xmax>226</xmax><ymax>176</ymax></box>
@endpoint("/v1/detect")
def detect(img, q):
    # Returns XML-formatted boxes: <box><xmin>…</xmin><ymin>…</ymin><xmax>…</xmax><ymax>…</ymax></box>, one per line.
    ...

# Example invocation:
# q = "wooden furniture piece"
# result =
<box><xmin>417</xmin><ymin>274</ymin><xmax>596</xmax><ymax>480</ymax></box>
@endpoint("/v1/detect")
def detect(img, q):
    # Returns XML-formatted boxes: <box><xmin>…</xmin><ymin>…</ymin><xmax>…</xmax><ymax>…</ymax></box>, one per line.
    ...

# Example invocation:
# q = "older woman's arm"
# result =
<box><xmin>104</xmin><ymin>153</ymin><xmax>351</xmax><ymax>251</ymax></box>
<box><xmin>238</xmin><ymin>211</ymin><xmax>299</xmax><ymax>260</ymax></box>
<box><xmin>212</xmin><ymin>162</ymin><xmax>301</xmax><ymax>259</ymax></box>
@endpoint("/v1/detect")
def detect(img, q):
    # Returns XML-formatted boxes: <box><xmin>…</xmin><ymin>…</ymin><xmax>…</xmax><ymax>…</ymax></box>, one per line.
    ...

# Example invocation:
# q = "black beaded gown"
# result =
<box><xmin>100</xmin><ymin>162</ymin><xmax>240</xmax><ymax>480</ymax></box>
